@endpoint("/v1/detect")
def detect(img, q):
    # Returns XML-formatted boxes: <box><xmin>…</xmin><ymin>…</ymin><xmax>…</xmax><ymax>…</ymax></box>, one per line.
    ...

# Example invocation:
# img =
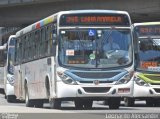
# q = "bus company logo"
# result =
<box><xmin>1</xmin><ymin>113</ymin><xmax>19</xmax><ymax>119</ymax></box>
<box><xmin>93</xmin><ymin>80</ymin><xmax>99</xmax><ymax>85</ymax></box>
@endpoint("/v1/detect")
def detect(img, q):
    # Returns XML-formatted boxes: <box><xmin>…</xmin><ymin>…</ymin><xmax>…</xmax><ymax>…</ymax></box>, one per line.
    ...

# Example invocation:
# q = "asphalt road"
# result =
<box><xmin>0</xmin><ymin>93</ymin><xmax>160</xmax><ymax>119</ymax></box>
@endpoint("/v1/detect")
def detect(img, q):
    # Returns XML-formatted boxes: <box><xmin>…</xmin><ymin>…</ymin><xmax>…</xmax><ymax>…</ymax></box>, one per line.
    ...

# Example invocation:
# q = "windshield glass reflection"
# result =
<box><xmin>137</xmin><ymin>37</ymin><xmax>160</xmax><ymax>72</ymax></box>
<box><xmin>59</xmin><ymin>29</ymin><xmax>132</xmax><ymax>68</ymax></box>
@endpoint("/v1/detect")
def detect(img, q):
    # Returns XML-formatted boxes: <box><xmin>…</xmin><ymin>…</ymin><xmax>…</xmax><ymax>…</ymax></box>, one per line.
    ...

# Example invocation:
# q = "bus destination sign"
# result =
<box><xmin>136</xmin><ymin>25</ymin><xmax>160</xmax><ymax>36</ymax></box>
<box><xmin>60</xmin><ymin>13</ymin><xmax>130</xmax><ymax>26</ymax></box>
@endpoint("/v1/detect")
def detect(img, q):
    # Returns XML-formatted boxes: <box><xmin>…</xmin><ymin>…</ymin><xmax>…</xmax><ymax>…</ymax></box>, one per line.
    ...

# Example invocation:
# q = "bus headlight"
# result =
<box><xmin>116</xmin><ymin>74</ymin><xmax>131</xmax><ymax>85</ymax></box>
<box><xmin>57</xmin><ymin>71</ymin><xmax>77</xmax><ymax>85</ymax></box>
<box><xmin>116</xmin><ymin>71</ymin><xmax>134</xmax><ymax>85</ymax></box>
<box><xmin>135</xmin><ymin>77</ymin><xmax>149</xmax><ymax>86</ymax></box>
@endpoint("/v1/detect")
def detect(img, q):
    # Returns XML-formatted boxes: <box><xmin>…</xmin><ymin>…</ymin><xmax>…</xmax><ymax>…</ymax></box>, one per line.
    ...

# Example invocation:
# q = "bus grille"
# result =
<box><xmin>154</xmin><ymin>88</ymin><xmax>160</xmax><ymax>93</ymax></box>
<box><xmin>83</xmin><ymin>87</ymin><xmax>110</xmax><ymax>93</ymax></box>
<box><xmin>72</xmin><ymin>72</ymin><xmax>120</xmax><ymax>79</ymax></box>
<box><xmin>79</xmin><ymin>81</ymin><xmax>113</xmax><ymax>83</ymax></box>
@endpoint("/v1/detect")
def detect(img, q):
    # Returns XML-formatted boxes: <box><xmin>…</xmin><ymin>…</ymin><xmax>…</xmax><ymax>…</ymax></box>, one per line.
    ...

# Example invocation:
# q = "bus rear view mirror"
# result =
<box><xmin>0</xmin><ymin>43</ymin><xmax>7</xmax><ymax>50</ymax></box>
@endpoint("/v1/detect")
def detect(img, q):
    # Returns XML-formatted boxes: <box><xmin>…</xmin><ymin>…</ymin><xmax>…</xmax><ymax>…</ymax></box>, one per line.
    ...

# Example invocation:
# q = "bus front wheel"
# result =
<box><xmin>6</xmin><ymin>95</ymin><xmax>16</xmax><ymax>103</ymax></box>
<box><xmin>146</xmin><ymin>99</ymin><xmax>154</xmax><ymax>107</ymax></box>
<box><xmin>83</xmin><ymin>100</ymin><xmax>93</xmax><ymax>109</ymax></box>
<box><xmin>108</xmin><ymin>97</ymin><xmax>120</xmax><ymax>109</ymax></box>
<box><xmin>50</xmin><ymin>98</ymin><xmax>61</xmax><ymax>109</ymax></box>
<box><xmin>35</xmin><ymin>99</ymin><xmax>44</xmax><ymax>108</ymax></box>
<box><xmin>124</xmin><ymin>97</ymin><xmax>134</xmax><ymax>107</ymax></box>
<box><xmin>74</xmin><ymin>99</ymin><xmax>83</xmax><ymax>109</ymax></box>
<box><xmin>25</xmin><ymin>85</ymin><xmax>34</xmax><ymax>107</ymax></box>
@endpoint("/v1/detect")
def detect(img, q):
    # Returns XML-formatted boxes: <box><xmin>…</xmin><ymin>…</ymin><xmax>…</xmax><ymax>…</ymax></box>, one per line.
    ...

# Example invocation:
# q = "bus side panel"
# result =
<box><xmin>21</xmin><ymin>57</ymin><xmax>54</xmax><ymax>100</ymax></box>
<box><xmin>14</xmin><ymin>65</ymin><xmax>22</xmax><ymax>99</ymax></box>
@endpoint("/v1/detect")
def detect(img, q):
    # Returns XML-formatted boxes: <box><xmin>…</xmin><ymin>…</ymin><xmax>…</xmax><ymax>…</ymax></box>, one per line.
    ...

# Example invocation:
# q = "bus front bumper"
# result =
<box><xmin>56</xmin><ymin>80</ymin><xmax>133</xmax><ymax>99</ymax></box>
<box><xmin>5</xmin><ymin>83</ymin><xmax>14</xmax><ymax>96</ymax></box>
<box><xmin>133</xmin><ymin>83</ymin><xmax>160</xmax><ymax>97</ymax></box>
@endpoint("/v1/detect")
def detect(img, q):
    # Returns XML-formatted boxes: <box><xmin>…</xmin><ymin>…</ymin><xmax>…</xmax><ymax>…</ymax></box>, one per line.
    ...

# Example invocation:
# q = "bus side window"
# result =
<box><xmin>46</xmin><ymin>25</ymin><xmax>53</xmax><ymax>56</ymax></box>
<box><xmin>21</xmin><ymin>36</ymin><xmax>25</xmax><ymax>62</ymax></box>
<box><xmin>45</xmin><ymin>27</ymin><xmax>47</xmax><ymax>56</ymax></box>
<box><xmin>25</xmin><ymin>36</ymin><xmax>28</xmax><ymax>61</ymax></box>
<box><xmin>44</xmin><ymin>26</ymin><xmax>49</xmax><ymax>56</ymax></box>
<box><xmin>50</xmin><ymin>24</ymin><xmax>57</xmax><ymax>56</ymax></box>
<box><xmin>15</xmin><ymin>40</ymin><xmax>17</xmax><ymax>64</ymax></box>
<box><xmin>40</xmin><ymin>27</ymin><xmax>46</xmax><ymax>57</ymax></box>
<box><xmin>17</xmin><ymin>38</ymin><xmax>22</xmax><ymax>64</ymax></box>
<box><xmin>28</xmin><ymin>34</ymin><xmax>32</xmax><ymax>60</ymax></box>
<box><xmin>28</xmin><ymin>33</ymin><xmax>32</xmax><ymax>60</ymax></box>
<box><xmin>31</xmin><ymin>32</ymin><xmax>36</xmax><ymax>59</ymax></box>
<box><xmin>35</xmin><ymin>30</ymin><xmax>40</xmax><ymax>58</ymax></box>
<box><xmin>24</xmin><ymin>36</ymin><xmax>27</xmax><ymax>61</ymax></box>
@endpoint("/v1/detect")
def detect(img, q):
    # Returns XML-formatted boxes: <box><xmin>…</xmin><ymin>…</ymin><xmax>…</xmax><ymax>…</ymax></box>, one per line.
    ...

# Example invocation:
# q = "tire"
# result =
<box><xmin>124</xmin><ymin>97</ymin><xmax>134</xmax><ymax>107</ymax></box>
<box><xmin>0</xmin><ymin>89</ymin><xmax>5</xmax><ymax>94</ymax></box>
<box><xmin>50</xmin><ymin>98</ymin><xmax>61</xmax><ymax>109</ymax></box>
<box><xmin>103</xmin><ymin>100</ymin><xmax>108</xmax><ymax>105</ymax></box>
<box><xmin>146</xmin><ymin>99</ymin><xmax>154</xmax><ymax>107</ymax></box>
<box><xmin>83</xmin><ymin>100</ymin><xmax>93</xmax><ymax>109</ymax></box>
<box><xmin>35</xmin><ymin>99</ymin><xmax>44</xmax><ymax>108</ymax></box>
<box><xmin>153</xmin><ymin>99</ymin><xmax>160</xmax><ymax>107</ymax></box>
<box><xmin>25</xmin><ymin>85</ymin><xmax>34</xmax><ymax>107</ymax></box>
<box><xmin>74</xmin><ymin>99</ymin><xmax>83</xmax><ymax>109</ymax></box>
<box><xmin>108</xmin><ymin>97</ymin><xmax>120</xmax><ymax>109</ymax></box>
<box><xmin>6</xmin><ymin>95</ymin><xmax>16</xmax><ymax>103</ymax></box>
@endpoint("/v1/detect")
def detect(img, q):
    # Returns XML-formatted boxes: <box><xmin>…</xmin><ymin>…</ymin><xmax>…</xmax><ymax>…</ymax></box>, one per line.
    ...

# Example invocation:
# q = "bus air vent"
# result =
<box><xmin>83</xmin><ymin>87</ymin><xmax>110</xmax><ymax>93</ymax></box>
<box><xmin>72</xmin><ymin>72</ymin><xmax>120</xmax><ymax>79</ymax></box>
<box><xmin>154</xmin><ymin>88</ymin><xmax>160</xmax><ymax>93</ymax></box>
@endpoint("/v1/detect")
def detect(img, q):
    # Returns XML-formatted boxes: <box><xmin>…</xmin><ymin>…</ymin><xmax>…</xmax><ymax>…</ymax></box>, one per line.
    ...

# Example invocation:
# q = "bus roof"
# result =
<box><xmin>16</xmin><ymin>9</ymin><xmax>130</xmax><ymax>37</ymax></box>
<box><xmin>134</xmin><ymin>22</ymin><xmax>160</xmax><ymax>27</ymax></box>
<box><xmin>8</xmin><ymin>35</ymin><xmax>16</xmax><ymax>39</ymax></box>
<box><xmin>58</xmin><ymin>9</ymin><xmax>129</xmax><ymax>15</ymax></box>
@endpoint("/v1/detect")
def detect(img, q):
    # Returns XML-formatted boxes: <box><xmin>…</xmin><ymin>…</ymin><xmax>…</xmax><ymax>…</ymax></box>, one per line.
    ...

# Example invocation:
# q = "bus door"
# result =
<box><xmin>47</xmin><ymin>24</ymin><xmax>57</xmax><ymax>98</ymax></box>
<box><xmin>14</xmin><ymin>38</ymin><xmax>23</xmax><ymax>99</ymax></box>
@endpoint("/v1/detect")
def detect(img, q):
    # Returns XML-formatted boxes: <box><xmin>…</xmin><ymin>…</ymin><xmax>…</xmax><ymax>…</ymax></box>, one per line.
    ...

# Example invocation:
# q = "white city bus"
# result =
<box><xmin>0</xmin><ymin>35</ymin><xmax>16</xmax><ymax>102</ymax></box>
<box><xmin>3</xmin><ymin>35</ymin><xmax>16</xmax><ymax>102</ymax></box>
<box><xmin>124</xmin><ymin>22</ymin><xmax>160</xmax><ymax>106</ymax></box>
<box><xmin>14</xmin><ymin>10</ymin><xmax>134</xmax><ymax>109</ymax></box>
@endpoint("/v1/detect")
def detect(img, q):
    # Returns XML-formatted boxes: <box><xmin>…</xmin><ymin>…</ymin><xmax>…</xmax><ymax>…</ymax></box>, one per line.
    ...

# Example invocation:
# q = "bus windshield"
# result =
<box><xmin>59</xmin><ymin>28</ymin><xmax>132</xmax><ymax>68</ymax></box>
<box><xmin>137</xmin><ymin>37</ymin><xmax>160</xmax><ymax>72</ymax></box>
<box><xmin>7</xmin><ymin>38</ymin><xmax>15</xmax><ymax>75</ymax></box>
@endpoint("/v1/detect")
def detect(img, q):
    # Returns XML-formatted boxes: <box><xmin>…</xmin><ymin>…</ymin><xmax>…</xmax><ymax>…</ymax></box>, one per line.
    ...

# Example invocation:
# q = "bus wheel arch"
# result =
<box><xmin>45</xmin><ymin>76</ymin><xmax>61</xmax><ymax>109</ymax></box>
<box><xmin>24</xmin><ymin>79</ymin><xmax>27</xmax><ymax>98</ymax></box>
<box><xmin>45</xmin><ymin>76</ymin><xmax>50</xmax><ymax>98</ymax></box>
<box><xmin>24</xmin><ymin>79</ymin><xmax>34</xmax><ymax>107</ymax></box>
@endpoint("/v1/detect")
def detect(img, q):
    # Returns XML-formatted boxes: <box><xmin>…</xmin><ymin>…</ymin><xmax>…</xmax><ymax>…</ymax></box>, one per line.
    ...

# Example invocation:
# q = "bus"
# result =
<box><xmin>14</xmin><ymin>10</ymin><xmax>134</xmax><ymax>109</ymax></box>
<box><xmin>124</xmin><ymin>22</ymin><xmax>160</xmax><ymax>106</ymax></box>
<box><xmin>3</xmin><ymin>35</ymin><xmax>16</xmax><ymax>102</ymax></box>
<box><xmin>0</xmin><ymin>35</ymin><xmax>16</xmax><ymax>102</ymax></box>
